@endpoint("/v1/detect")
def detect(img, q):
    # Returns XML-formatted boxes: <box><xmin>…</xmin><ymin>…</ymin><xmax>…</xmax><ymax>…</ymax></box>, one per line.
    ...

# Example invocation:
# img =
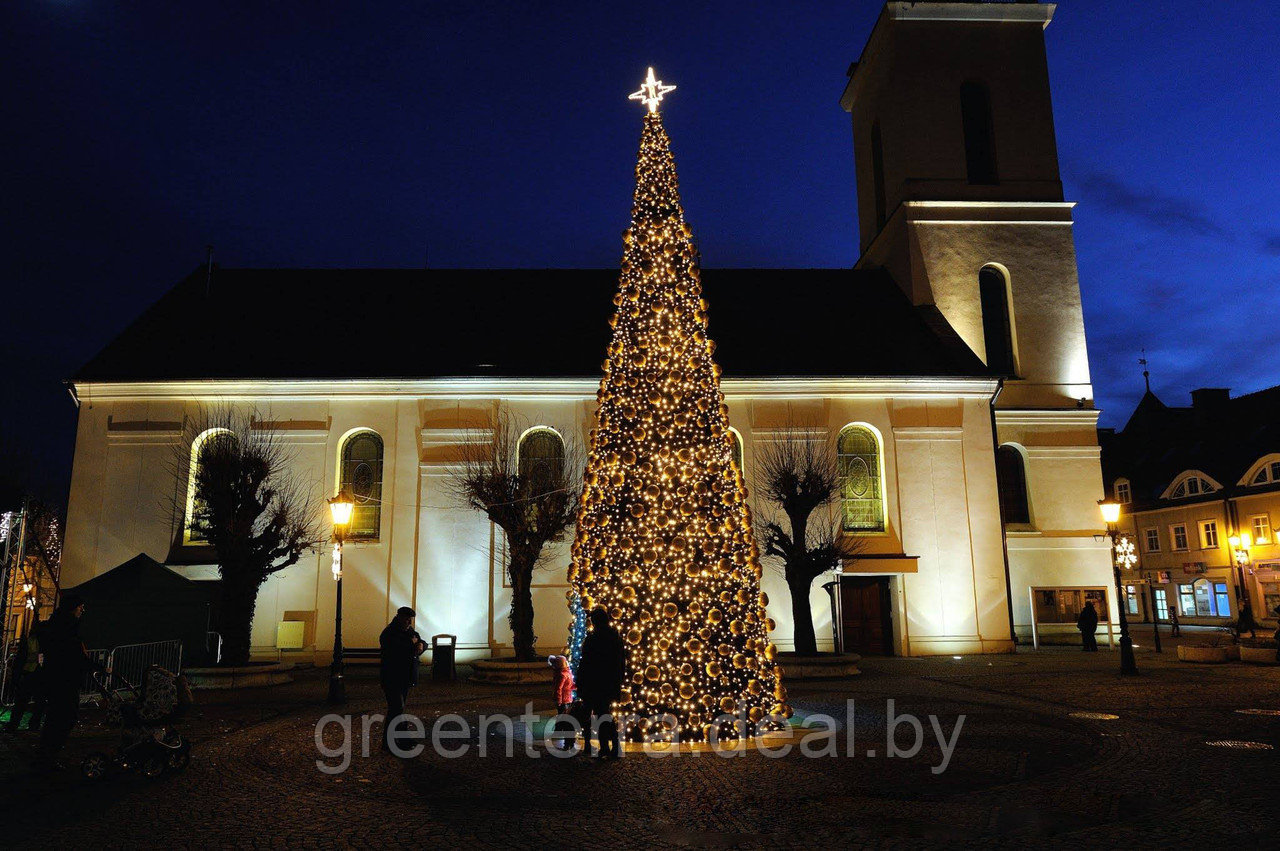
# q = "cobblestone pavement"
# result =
<box><xmin>6</xmin><ymin>642</ymin><xmax>1279</xmax><ymax>848</ymax></box>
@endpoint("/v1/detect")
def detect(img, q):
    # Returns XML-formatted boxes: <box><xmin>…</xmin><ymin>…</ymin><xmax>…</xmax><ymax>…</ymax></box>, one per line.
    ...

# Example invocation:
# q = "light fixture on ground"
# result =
<box><xmin>1099</xmin><ymin>499</ymin><xmax>1138</xmax><ymax>675</ymax></box>
<box><xmin>328</xmin><ymin>488</ymin><xmax>355</xmax><ymax>705</ymax></box>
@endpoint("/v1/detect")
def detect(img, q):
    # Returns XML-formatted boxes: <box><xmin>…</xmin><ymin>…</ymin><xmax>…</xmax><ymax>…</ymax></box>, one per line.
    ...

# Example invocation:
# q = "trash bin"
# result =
<box><xmin>431</xmin><ymin>634</ymin><xmax>457</xmax><ymax>682</ymax></box>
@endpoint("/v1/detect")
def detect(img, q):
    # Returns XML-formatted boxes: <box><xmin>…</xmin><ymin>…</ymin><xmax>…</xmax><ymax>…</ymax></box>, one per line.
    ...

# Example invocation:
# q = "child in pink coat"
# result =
<box><xmin>548</xmin><ymin>655</ymin><xmax>576</xmax><ymax>749</ymax></box>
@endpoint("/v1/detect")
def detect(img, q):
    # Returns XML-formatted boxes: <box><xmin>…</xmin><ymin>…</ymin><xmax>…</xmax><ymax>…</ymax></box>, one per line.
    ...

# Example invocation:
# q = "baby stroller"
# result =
<box><xmin>81</xmin><ymin>664</ymin><xmax>193</xmax><ymax>780</ymax></box>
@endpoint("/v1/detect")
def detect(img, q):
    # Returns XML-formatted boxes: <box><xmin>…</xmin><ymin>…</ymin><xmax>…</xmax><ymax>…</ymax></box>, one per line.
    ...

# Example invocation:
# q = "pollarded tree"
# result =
<box><xmin>450</xmin><ymin>412</ymin><xmax>583</xmax><ymax>662</ymax></box>
<box><xmin>753</xmin><ymin>424</ymin><xmax>864</xmax><ymax>655</ymax></box>
<box><xmin>174</xmin><ymin>407</ymin><xmax>322</xmax><ymax>666</ymax></box>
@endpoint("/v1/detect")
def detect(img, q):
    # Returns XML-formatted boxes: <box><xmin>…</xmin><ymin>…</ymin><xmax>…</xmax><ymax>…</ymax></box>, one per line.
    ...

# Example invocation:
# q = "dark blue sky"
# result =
<box><xmin>3</xmin><ymin>0</ymin><xmax>1278</xmax><ymax>501</ymax></box>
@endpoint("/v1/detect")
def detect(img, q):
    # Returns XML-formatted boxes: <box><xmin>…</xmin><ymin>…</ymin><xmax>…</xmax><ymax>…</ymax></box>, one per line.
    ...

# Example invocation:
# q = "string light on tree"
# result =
<box><xmin>568</xmin><ymin>69</ymin><xmax>788</xmax><ymax>743</ymax></box>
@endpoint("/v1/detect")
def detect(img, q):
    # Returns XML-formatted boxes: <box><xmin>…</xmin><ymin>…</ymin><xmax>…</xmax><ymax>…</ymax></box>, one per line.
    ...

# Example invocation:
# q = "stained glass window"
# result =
<box><xmin>518</xmin><ymin>428</ymin><xmax>565</xmax><ymax>493</ymax></box>
<box><xmin>341</xmin><ymin>431</ymin><xmax>383</xmax><ymax>539</ymax></box>
<box><xmin>838</xmin><ymin>425</ymin><xmax>884</xmax><ymax>532</ymax></box>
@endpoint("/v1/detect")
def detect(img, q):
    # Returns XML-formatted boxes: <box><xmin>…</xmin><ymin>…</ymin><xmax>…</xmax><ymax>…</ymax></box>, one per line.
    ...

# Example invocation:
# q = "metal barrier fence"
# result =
<box><xmin>79</xmin><ymin>639</ymin><xmax>184</xmax><ymax>702</ymax></box>
<box><xmin>80</xmin><ymin>649</ymin><xmax>112</xmax><ymax>701</ymax></box>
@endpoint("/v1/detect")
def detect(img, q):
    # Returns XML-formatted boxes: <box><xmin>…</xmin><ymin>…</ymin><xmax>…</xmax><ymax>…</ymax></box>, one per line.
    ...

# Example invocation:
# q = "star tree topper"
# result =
<box><xmin>629</xmin><ymin>67</ymin><xmax>676</xmax><ymax>113</ymax></box>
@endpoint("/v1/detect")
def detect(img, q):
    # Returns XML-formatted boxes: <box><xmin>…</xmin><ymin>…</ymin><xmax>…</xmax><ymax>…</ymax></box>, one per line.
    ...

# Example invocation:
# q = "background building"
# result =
<box><xmin>61</xmin><ymin>2</ymin><xmax>1114</xmax><ymax>661</ymax></box>
<box><xmin>1101</xmin><ymin>383</ymin><xmax>1280</xmax><ymax>629</ymax></box>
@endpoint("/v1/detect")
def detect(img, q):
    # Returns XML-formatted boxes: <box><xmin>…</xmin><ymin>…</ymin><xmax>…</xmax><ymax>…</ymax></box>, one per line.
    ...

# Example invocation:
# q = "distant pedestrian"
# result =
<box><xmin>379</xmin><ymin>606</ymin><xmax>423</xmax><ymax>753</ymax></box>
<box><xmin>1273</xmin><ymin>605</ymin><xmax>1280</xmax><ymax>661</ymax></box>
<box><xmin>4</xmin><ymin>620</ymin><xmax>47</xmax><ymax>733</ymax></box>
<box><xmin>1237</xmin><ymin>601</ymin><xmax>1258</xmax><ymax>640</ymax></box>
<box><xmin>1077</xmin><ymin>601</ymin><xmax>1099</xmax><ymax>652</ymax></box>
<box><xmin>1169</xmin><ymin>605</ymin><xmax>1181</xmax><ymax>637</ymax></box>
<box><xmin>548</xmin><ymin>655</ymin><xmax>576</xmax><ymax>749</ymax></box>
<box><xmin>36</xmin><ymin>595</ymin><xmax>103</xmax><ymax>769</ymax></box>
<box><xmin>576</xmin><ymin>608</ymin><xmax>626</xmax><ymax>759</ymax></box>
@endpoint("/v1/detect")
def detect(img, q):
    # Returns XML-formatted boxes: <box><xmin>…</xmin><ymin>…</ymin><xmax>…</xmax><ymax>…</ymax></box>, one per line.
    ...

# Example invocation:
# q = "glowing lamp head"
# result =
<box><xmin>1229</xmin><ymin>535</ymin><xmax>1241</xmax><ymax>549</ymax></box>
<box><xmin>1241</xmin><ymin>532</ymin><xmax>1253</xmax><ymax>549</ymax></box>
<box><xmin>329</xmin><ymin>489</ymin><xmax>355</xmax><ymax>528</ymax></box>
<box><xmin>1098</xmin><ymin>499</ymin><xmax>1121</xmax><ymax>525</ymax></box>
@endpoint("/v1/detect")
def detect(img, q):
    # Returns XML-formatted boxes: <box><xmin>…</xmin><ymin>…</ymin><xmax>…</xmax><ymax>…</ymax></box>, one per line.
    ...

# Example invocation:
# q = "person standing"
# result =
<box><xmin>4</xmin><ymin>619</ymin><xmax>47</xmax><ymax>734</ymax></box>
<box><xmin>379</xmin><ymin>606</ymin><xmax>423</xmax><ymax>753</ymax></box>
<box><xmin>36</xmin><ymin>595</ymin><xmax>101</xmax><ymax>768</ymax></box>
<box><xmin>1077</xmin><ymin>600</ymin><xmax>1099</xmax><ymax>652</ymax></box>
<box><xmin>576</xmin><ymin>608</ymin><xmax>626</xmax><ymax>759</ymax></box>
<box><xmin>547</xmin><ymin>655</ymin><xmax>576</xmax><ymax>750</ymax></box>
<box><xmin>1169</xmin><ymin>604</ymin><xmax>1181</xmax><ymax>637</ymax></box>
<box><xmin>1237</xmin><ymin>601</ymin><xmax>1258</xmax><ymax>640</ymax></box>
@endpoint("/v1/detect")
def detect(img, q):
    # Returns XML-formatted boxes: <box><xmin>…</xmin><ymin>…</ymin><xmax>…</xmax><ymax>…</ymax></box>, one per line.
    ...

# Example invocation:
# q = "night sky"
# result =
<box><xmin>3</xmin><ymin>0</ymin><xmax>1278</xmax><ymax>503</ymax></box>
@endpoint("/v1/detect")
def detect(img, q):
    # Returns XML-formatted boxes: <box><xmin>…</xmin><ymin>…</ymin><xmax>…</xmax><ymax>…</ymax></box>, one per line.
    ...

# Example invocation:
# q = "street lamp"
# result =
<box><xmin>328</xmin><ymin>488</ymin><xmax>355</xmax><ymax>705</ymax></box>
<box><xmin>1230</xmin><ymin>532</ymin><xmax>1253</xmax><ymax>621</ymax></box>
<box><xmin>1099</xmin><ymin>499</ymin><xmax>1138</xmax><ymax>675</ymax></box>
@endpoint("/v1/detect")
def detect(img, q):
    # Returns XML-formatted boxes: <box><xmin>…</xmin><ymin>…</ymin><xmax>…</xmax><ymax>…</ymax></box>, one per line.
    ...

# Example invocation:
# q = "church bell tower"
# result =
<box><xmin>842</xmin><ymin>1</ymin><xmax>1092</xmax><ymax>411</ymax></box>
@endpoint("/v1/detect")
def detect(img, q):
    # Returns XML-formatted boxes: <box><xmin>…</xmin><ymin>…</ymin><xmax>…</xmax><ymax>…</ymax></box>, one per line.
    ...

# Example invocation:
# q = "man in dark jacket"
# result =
<box><xmin>37</xmin><ymin>595</ymin><xmax>101</xmax><ymax>767</ymax></box>
<box><xmin>576</xmin><ymin>608</ymin><xmax>627</xmax><ymax>759</ymax></box>
<box><xmin>379</xmin><ymin>606</ymin><xmax>424</xmax><ymax>753</ymax></box>
<box><xmin>1077</xmin><ymin>600</ymin><xmax>1099</xmax><ymax>652</ymax></box>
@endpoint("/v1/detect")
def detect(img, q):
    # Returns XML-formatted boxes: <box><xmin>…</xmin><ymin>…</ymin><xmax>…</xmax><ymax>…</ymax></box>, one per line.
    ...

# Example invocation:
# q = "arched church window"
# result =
<box><xmin>728</xmin><ymin>428</ymin><xmax>744</xmax><ymax>477</ymax></box>
<box><xmin>838</xmin><ymin>425</ymin><xmax>884</xmax><ymax>532</ymax></box>
<box><xmin>340</xmin><ymin>431</ymin><xmax>384</xmax><ymax>539</ymax></box>
<box><xmin>961</xmin><ymin>80</ymin><xmax>997</xmax><ymax>185</ymax></box>
<box><xmin>871</xmin><ymin>120</ymin><xmax>887</xmax><ymax>230</ymax></box>
<box><xmin>185</xmin><ymin>428</ymin><xmax>238</xmax><ymax>544</ymax></box>
<box><xmin>996</xmin><ymin>445</ymin><xmax>1031</xmax><ymax>525</ymax></box>
<box><xmin>517</xmin><ymin>427</ymin><xmax>565</xmax><ymax>492</ymax></box>
<box><xmin>980</xmin><ymin>265</ymin><xmax>1016</xmax><ymax>375</ymax></box>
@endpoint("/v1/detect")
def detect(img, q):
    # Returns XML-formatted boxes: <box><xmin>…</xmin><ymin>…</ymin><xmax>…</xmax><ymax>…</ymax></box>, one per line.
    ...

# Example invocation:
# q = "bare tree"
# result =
<box><xmin>170</xmin><ymin>407</ymin><xmax>322</xmax><ymax>666</ymax></box>
<box><xmin>449</xmin><ymin>411</ymin><xmax>582</xmax><ymax>662</ymax></box>
<box><xmin>753</xmin><ymin>423</ymin><xmax>864</xmax><ymax>655</ymax></box>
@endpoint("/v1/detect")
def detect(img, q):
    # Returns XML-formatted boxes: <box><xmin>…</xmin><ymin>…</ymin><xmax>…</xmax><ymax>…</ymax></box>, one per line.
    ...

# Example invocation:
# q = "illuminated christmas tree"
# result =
<box><xmin>568</xmin><ymin>69</ymin><xmax>788</xmax><ymax>742</ymax></box>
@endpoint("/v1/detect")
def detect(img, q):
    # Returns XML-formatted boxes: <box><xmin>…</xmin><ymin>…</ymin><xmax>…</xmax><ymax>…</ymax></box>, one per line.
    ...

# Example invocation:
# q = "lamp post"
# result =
<box><xmin>1099</xmin><ymin>499</ymin><xmax>1139</xmax><ymax>675</ymax></box>
<box><xmin>1230</xmin><ymin>532</ymin><xmax>1252</xmax><ymax>624</ymax></box>
<box><xmin>327</xmin><ymin>489</ymin><xmax>355</xmax><ymax>705</ymax></box>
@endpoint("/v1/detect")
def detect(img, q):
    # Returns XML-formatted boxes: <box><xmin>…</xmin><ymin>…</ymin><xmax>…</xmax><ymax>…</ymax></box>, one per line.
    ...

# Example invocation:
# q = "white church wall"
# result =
<box><xmin>67</xmin><ymin>377</ymin><xmax>1115</xmax><ymax>663</ymax></box>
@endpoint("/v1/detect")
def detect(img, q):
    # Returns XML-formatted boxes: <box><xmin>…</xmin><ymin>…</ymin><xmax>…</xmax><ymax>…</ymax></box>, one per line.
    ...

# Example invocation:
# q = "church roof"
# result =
<box><xmin>74</xmin><ymin>267</ymin><xmax>992</xmax><ymax>383</ymax></box>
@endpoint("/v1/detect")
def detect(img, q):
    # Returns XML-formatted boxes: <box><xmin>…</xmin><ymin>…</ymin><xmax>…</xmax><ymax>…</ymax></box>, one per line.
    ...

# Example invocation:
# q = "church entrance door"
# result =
<box><xmin>839</xmin><ymin>576</ymin><xmax>893</xmax><ymax>656</ymax></box>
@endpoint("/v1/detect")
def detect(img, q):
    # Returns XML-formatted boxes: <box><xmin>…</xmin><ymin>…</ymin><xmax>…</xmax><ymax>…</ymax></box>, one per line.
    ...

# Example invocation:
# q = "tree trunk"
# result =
<box><xmin>788</xmin><ymin>575</ymin><xmax>818</xmax><ymax>656</ymax></box>
<box><xmin>217</xmin><ymin>567</ymin><xmax>262</xmax><ymax>666</ymax></box>
<box><xmin>508</xmin><ymin>547</ymin><xmax>538</xmax><ymax>662</ymax></box>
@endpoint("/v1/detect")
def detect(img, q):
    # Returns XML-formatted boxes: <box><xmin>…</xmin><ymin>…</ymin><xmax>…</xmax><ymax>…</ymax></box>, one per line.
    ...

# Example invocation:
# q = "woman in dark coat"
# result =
<box><xmin>575</xmin><ymin>608</ymin><xmax>626</xmax><ymax>759</ymax></box>
<box><xmin>37</xmin><ymin>595</ymin><xmax>101</xmax><ymax>767</ymax></box>
<box><xmin>1077</xmin><ymin>600</ymin><xmax>1099</xmax><ymax>652</ymax></box>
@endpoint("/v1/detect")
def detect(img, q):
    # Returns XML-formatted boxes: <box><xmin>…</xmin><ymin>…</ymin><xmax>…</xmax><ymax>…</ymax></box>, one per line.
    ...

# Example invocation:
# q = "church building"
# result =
<box><xmin>61</xmin><ymin>1</ymin><xmax>1114</xmax><ymax>661</ymax></box>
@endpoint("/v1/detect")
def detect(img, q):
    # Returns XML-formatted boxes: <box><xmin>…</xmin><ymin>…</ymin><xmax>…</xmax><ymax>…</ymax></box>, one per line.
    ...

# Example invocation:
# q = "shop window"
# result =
<box><xmin>1180</xmin><ymin>578</ymin><xmax>1230</xmax><ymax>617</ymax></box>
<box><xmin>1154</xmin><ymin>588</ymin><xmax>1169</xmax><ymax>620</ymax></box>
<box><xmin>1125</xmin><ymin>585</ymin><xmax>1140</xmax><ymax>615</ymax></box>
